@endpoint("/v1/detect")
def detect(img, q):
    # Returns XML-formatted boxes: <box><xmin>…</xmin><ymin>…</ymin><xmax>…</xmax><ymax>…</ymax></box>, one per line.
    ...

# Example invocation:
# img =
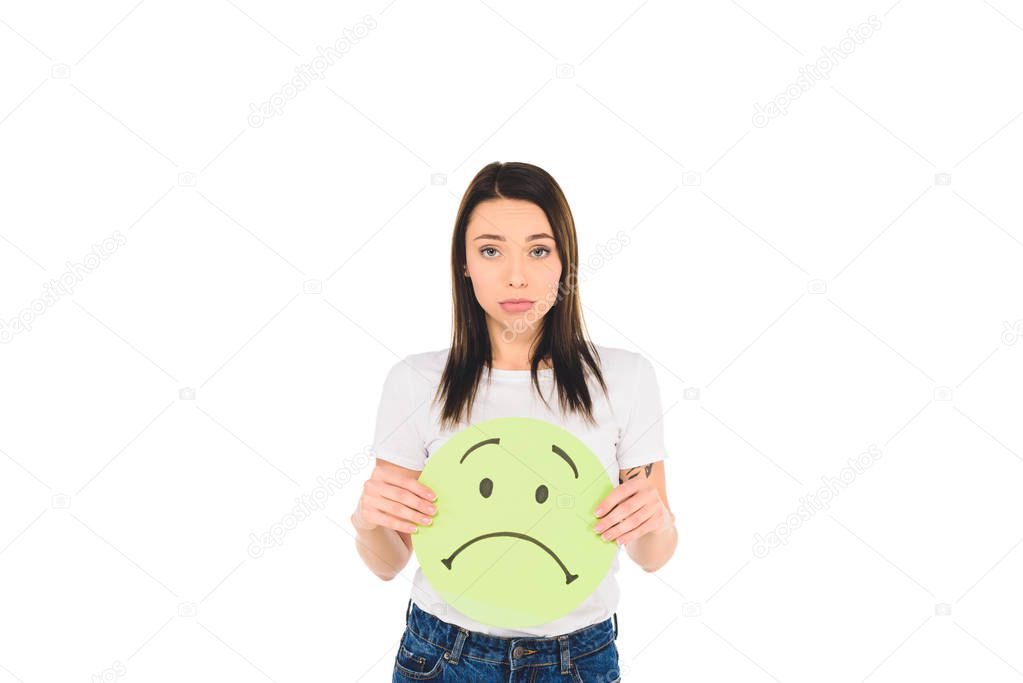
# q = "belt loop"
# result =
<box><xmin>447</xmin><ymin>628</ymin><xmax>468</xmax><ymax>665</ymax></box>
<box><xmin>558</xmin><ymin>634</ymin><xmax>571</xmax><ymax>674</ymax></box>
<box><xmin>612</xmin><ymin>612</ymin><xmax>618</xmax><ymax>640</ymax></box>
<box><xmin>405</xmin><ymin>599</ymin><xmax>413</xmax><ymax>625</ymax></box>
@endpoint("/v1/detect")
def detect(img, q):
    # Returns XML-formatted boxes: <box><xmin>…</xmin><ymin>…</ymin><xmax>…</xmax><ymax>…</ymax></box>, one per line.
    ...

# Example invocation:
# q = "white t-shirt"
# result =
<box><xmin>370</xmin><ymin>343</ymin><xmax>669</xmax><ymax>637</ymax></box>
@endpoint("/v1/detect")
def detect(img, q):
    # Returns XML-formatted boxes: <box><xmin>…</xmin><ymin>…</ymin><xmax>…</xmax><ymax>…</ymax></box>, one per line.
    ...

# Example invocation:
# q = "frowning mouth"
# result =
<box><xmin>441</xmin><ymin>531</ymin><xmax>579</xmax><ymax>584</ymax></box>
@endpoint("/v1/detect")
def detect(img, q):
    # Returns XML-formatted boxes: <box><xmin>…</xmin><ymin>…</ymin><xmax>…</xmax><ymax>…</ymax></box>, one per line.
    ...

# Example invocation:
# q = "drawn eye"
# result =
<box><xmin>479</xmin><ymin>477</ymin><xmax>493</xmax><ymax>498</ymax></box>
<box><xmin>535</xmin><ymin>484</ymin><xmax>548</xmax><ymax>504</ymax></box>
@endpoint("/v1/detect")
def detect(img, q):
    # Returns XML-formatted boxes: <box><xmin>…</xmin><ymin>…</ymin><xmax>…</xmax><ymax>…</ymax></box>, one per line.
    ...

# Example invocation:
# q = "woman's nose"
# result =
<box><xmin>506</xmin><ymin>254</ymin><xmax>527</xmax><ymax>286</ymax></box>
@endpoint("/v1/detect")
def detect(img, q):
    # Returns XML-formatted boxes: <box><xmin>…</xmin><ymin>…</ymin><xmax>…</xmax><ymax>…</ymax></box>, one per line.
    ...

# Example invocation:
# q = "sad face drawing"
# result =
<box><xmin>413</xmin><ymin>417</ymin><xmax>617</xmax><ymax>628</ymax></box>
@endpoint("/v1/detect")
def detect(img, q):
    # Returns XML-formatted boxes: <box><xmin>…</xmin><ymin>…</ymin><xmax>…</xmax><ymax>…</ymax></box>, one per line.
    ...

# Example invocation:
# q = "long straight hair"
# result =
<box><xmin>434</xmin><ymin>161</ymin><xmax>608</xmax><ymax>431</ymax></box>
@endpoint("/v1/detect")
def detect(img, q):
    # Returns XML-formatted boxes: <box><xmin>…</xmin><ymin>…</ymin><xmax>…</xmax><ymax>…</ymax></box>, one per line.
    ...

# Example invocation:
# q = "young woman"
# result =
<box><xmin>353</xmin><ymin>161</ymin><xmax>677</xmax><ymax>682</ymax></box>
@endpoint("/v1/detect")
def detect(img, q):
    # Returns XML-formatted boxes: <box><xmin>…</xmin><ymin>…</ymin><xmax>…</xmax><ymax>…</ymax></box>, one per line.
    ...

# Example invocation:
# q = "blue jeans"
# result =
<box><xmin>392</xmin><ymin>600</ymin><xmax>621</xmax><ymax>682</ymax></box>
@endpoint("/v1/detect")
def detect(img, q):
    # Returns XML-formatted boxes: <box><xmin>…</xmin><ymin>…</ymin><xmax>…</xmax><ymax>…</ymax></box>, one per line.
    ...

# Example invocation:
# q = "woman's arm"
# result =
<box><xmin>352</xmin><ymin>460</ymin><xmax>436</xmax><ymax>581</ymax></box>
<box><xmin>352</xmin><ymin>510</ymin><xmax>413</xmax><ymax>581</ymax></box>
<box><xmin>594</xmin><ymin>460</ymin><xmax>677</xmax><ymax>572</ymax></box>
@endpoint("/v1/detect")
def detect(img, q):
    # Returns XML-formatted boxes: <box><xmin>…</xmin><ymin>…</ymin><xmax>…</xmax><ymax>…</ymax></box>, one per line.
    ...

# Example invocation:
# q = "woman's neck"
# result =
<box><xmin>487</xmin><ymin>317</ymin><xmax>549</xmax><ymax>371</ymax></box>
<box><xmin>490</xmin><ymin>356</ymin><xmax>552</xmax><ymax>371</ymax></box>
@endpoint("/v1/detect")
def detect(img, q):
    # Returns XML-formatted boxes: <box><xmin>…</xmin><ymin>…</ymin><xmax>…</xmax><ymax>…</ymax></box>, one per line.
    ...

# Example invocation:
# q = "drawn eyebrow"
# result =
<box><xmin>551</xmin><ymin>444</ymin><xmax>578</xmax><ymax>479</ymax></box>
<box><xmin>459</xmin><ymin>438</ymin><xmax>578</xmax><ymax>478</ymax></box>
<box><xmin>459</xmin><ymin>437</ymin><xmax>500</xmax><ymax>464</ymax></box>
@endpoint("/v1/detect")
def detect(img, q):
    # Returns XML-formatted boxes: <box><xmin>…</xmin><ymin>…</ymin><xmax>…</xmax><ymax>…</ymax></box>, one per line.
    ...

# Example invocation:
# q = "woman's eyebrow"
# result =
<box><xmin>472</xmin><ymin>233</ymin><xmax>554</xmax><ymax>242</ymax></box>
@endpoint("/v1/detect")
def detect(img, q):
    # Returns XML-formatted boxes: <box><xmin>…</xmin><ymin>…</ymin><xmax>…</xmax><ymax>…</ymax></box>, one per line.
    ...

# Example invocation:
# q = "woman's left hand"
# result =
<box><xmin>592</xmin><ymin>474</ymin><xmax>674</xmax><ymax>546</ymax></box>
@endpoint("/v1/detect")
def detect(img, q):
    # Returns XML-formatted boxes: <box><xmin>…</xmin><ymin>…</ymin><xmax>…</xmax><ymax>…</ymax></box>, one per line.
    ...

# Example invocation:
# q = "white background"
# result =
<box><xmin>2</xmin><ymin>1</ymin><xmax>1022</xmax><ymax>681</ymax></box>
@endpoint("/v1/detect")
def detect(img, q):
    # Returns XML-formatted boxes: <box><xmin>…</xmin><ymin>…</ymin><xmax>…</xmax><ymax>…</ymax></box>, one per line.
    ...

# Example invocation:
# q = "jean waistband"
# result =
<box><xmin>404</xmin><ymin>600</ymin><xmax>618</xmax><ymax>672</ymax></box>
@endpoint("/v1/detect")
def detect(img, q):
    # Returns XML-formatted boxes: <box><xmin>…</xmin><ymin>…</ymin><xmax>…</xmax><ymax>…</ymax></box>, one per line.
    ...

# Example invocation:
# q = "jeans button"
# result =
<box><xmin>512</xmin><ymin>646</ymin><xmax>524</xmax><ymax>658</ymax></box>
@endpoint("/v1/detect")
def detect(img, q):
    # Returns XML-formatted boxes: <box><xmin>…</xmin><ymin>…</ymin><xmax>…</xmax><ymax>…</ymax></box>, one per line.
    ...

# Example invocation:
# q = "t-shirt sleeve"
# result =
<box><xmin>615</xmin><ymin>353</ymin><xmax>669</xmax><ymax>469</ymax></box>
<box><xmin>370</xmin><ymin>358</ymin><xmax>428</xmax><ymax>470</ymax></box>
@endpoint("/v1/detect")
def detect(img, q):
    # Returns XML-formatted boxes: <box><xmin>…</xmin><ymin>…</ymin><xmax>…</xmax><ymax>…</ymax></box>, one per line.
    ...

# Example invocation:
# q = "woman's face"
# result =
<box><xmin>464</xmin><ymin>198</ymin><xmax>563</xmax><ymax>339</ymax></box>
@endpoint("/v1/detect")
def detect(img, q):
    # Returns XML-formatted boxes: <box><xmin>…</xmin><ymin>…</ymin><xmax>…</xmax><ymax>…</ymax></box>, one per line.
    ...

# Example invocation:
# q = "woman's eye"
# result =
<box><xmin>535</xmin><ymin>484</ymin><xmax>548</xmax><ymax>504</ymax></box>
<box><xmin>479</xmin><ymin>477</ymin><xmax>493</xmax><ymax>498</ymax></box>
<box><xmin>479</xmin><ymin>246</ymin><xmax>551</xmax><ymax>258</ymax></box>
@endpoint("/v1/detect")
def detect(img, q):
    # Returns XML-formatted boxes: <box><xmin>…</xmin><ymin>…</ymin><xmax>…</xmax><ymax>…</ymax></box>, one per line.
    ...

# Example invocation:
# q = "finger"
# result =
<box><xmin>378</xmin><ymin>482</ymin><xmax>437</xmax><ymax>516</ymax></box>
<box><xmin>594</xmin><ymin>482</ymin><xmax>636</xmax><ymax>517</ymax></box>
<box><xmin>363</xmin><ymin>509</ymin><xmax>421</xmax><ymax>535</ymax></box>
<box><xmin>594</xmin><ymin>497</ymin><xmax>643</xmax><ymax>533</ymax></box>
<box><xmin>378</xmin><ymin>466</ymin><xmax>437</xmax><ymax>502</ymax></box>
<box><xmin>601</xmin><ymin>506</ymin><xmax>651</xmax><ymax>542</ymax></box>
<box><xmin>370</xmin><ymin>495</ymin><xmax>435</xmax><ymax>528</ymax></box>
<box><xmin>616</xmin><ymin>514</ymin><xmax>660</xmax><ymax>546</ymax></box>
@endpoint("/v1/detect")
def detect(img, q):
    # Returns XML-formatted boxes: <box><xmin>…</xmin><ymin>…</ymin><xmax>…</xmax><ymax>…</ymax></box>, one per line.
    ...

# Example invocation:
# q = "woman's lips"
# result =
<box><xmin>500</xmin><ymin>300</ymin><xmax>534</xmax><ymax>312</ymax></box>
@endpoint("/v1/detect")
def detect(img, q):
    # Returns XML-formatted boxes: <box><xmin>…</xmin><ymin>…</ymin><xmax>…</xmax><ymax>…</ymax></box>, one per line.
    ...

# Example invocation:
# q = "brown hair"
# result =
<box><xmin>434</xmin><ymin>161</ymin><xmax>608</xmax><ymax>430</ymax></box>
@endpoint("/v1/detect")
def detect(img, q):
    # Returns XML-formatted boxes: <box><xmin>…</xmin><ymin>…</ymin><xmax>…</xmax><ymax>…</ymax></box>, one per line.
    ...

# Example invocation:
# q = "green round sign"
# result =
<box><xmin>412</xmin><ymin>416</ymin><xmax>616</xmax><ymax>628</ymax></box>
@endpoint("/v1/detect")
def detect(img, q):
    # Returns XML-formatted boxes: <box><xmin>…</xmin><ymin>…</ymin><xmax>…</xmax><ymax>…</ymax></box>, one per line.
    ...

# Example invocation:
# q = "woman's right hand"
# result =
<box><xmin>354</xmin><ymin>460</ymin><xmax>438</xmax><ymax>534</ymax></box>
